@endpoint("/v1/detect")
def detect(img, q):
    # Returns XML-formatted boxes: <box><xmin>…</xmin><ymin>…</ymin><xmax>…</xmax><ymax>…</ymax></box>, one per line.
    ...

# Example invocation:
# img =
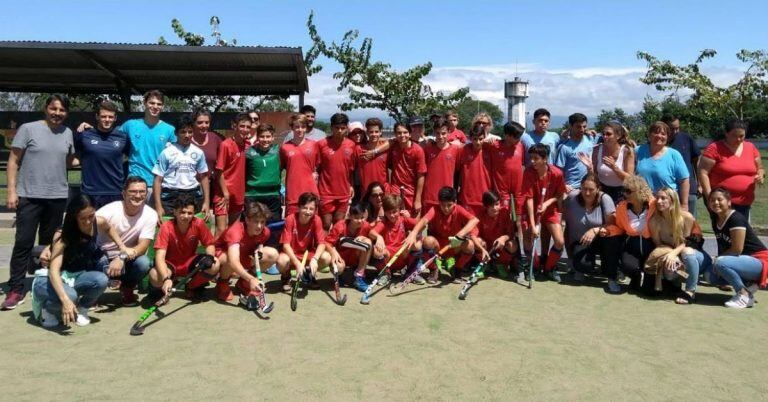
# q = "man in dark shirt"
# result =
<box><xmin>75</xmin><ymin>101</ymin><xmax>129</xmax><ymax>209</ymax></box>
<box><xmin>663</xmin><ymin>114</ymin><xmax>700</xmax><ymax>214</ymax></box>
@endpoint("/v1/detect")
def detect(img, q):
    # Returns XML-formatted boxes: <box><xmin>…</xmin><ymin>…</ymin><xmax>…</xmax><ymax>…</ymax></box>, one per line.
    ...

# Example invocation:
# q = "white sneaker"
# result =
<box><xmin>76</xmin><ymin>306</ymin><xmax>91</xmax><ymax>327</ymax></box>
<box><xmin>40</xmin><ymin>309</ymin><xmax>60</xmax><ymax>328</ymax></box>
<box><xmin>725</xmin><ymin>293</ymin><xmax>754</xmax><ymax>309</ymax></box>
<box><xmin>607</xmin><ymin>280</ymin><xmax>621</xmax><ymax>294</ymax></box>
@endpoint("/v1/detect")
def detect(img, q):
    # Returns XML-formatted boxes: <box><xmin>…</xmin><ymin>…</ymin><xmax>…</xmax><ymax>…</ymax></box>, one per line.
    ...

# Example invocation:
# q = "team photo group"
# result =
<box><xmin>3</xmin><ymin>88</ymin><xmax>767</xmax><ymax>330</ymax></box>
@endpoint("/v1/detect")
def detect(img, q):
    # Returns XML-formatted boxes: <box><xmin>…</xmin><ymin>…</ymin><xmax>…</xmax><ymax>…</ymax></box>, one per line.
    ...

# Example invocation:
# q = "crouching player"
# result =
<box><xmin>473</xmin><ymin>191</ymin><xmax>518</xmax><ymax>279</ymax></box>
<box><xmin>150</xmin><ymin>195</ymin><xmax>220</xmax><ymax>304</ymax></box>
<box><xmin>214</xmin><ymin>200</ymin><xmax>279</xmax><ymax>309</ymax></box>
<box><xmin>368</xmin><ymin>194</ymin><xmax>422</xmax><ymax>287</ymax></box>
<box><xmin>405</xmin><ymin>187</ymin><xmax>479</xmax><ymax>284</ymax></box>
<box><xmin>325</xmin><ymin>203</ymin><xmax>373</xmax><ymax>291</ymax></box>
<box><xmin>522</xmin><ymin>143</ymin><xmax>566</xmax><ymax>282</ymax></box>
<box><xmin>276</xmin><ymin>192</ymin><xmax>332</xmax><ymax>291</ymax></box>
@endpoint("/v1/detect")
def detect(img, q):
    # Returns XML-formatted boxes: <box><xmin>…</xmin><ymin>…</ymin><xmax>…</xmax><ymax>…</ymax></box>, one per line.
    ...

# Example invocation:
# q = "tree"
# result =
<box><xmin>305</xmin><ymin>11</ymin><xmax>470</xmax><ymax>122</ymax></box>
<box><xmin>594</xmin><ymin>108</ymin><xmax>641</xmax><ymax>132</ymax></box>
<box><xmin>454</xmin><ymin>97</ymin><xmax>504</xmax><ymax>135</ymax></box>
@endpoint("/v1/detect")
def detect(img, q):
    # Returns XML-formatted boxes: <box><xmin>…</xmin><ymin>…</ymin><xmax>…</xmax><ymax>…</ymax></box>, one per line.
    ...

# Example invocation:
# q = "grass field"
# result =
<box><xmin>1</xmin><ymin>267</ymin><xmax>767</xmax><ymax>401</ymax></box>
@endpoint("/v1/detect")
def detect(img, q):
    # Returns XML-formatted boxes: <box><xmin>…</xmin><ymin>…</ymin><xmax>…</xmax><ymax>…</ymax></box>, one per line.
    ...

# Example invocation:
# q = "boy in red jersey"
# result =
<box><xmin>325</xmin><ymin>203</ymin><xmax>373</xmax><ymax>291</ymax></box>
<box><xmin>368</xmin><ymin>194</ymin><xmax>422</xmax><ymax>286</ymax></box>
<box><xmin>423</xmin><ymin>117</ymin><xmax>461</xmax><ymax>212</ymax></box>
<box><xmin>522</xmin><ymin>143</ymin><xmax>566</xmax><ymax>282</ymax></box>
<box><xmin>213</xmin><ymin>113</ymin><xmax>249</xmax><ymax>237</ymax></box>
<box><xmin>276</xmin><ymin>192</ymin><xmax>331</xmax><ymax>291</ymax></box>
<box><xmin>150</xmin><ymin>195</ymin><xmax>220</xmax><ymax>302</ymax></box>
<box><xmin>280</xmin><ymin>113</ymin><xmax>320</xmax><ymax>217</ymax></box>
<box><xmin>489</xmin><ymin>121</ymin><xmax>526</xmax><ymax>217</ymax></box>
<box><xmin>389</xmin><ymin>122</ymin><xmax>427</xmax><ymax>217</ymax></box>
<box><xmin>473</xmin><ymin>191</ymin><xmax>518</xmax><ymax>279</ymax></box>
<box><xmin>445</xmin><ymin>110</ymin><xmax>467</xmax><ymax>144</ymax></box>
<box><xmin>405</xmin><ymin>187</ymin><xmax>479</xmax><ymax>284</ymax></box>
<box><xmin>355</xmin><ymin>118</ymin><xmax>389</xmax><ymax>194</ymax></box>
<box><xmin>214</xmin><ymin>200</ymin><xmax>279</xmax><ymax>306</ymax></box>
<box><xmin>458</xmin><ymin>124</ymin><xmax>493</xmax><ymax>217</ymax></box>
<box><xmin>318</xmin><ymin>113</ymin><xmax>356</xmax><ymax>229</ymax></box>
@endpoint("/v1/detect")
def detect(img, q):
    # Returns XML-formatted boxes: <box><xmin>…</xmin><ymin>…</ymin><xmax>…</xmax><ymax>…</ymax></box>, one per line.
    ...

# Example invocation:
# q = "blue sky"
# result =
<box><xmin>2</xmin><ymin>0</ymin><xmax>767</xmax><ymax>121</ymax></box>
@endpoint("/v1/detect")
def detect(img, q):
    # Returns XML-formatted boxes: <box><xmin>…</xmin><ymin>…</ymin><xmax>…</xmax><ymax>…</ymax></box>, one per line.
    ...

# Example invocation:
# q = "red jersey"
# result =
<box><xmin>355</xmin><ymin>142</ymin><xmax>389</xmax><ymax>193</ymax></box>
<box><xmin>521</xmin><ymin>165</ymin><xmax>566</xmax><ymax>215</ymax></box>
<box><xmin>214</xmin><ymin>138</ymin><xmax>247</xmax><ymax>205</ymax></box>
<box><xmin>192</xmin><ymin>131</ymin><xmax>223</xmax><ymax>179</ymax></box>
<box><xmin>280</xmin><ymin>139</ymin><xmax>320</xmax><ymax>206</ymax></box>
<box><xmin>476</xmin><ymin>208</ymin><xmax>513</xmax><ymax>243</ymax></box>
<box><xmin>423</xmin><ymin>143</ymin><xmax>461</xmax><ymax>205</ymax></box>
<box><xmin>215</xmin><ymin>220</ymin><xmax>271</xmax><ymax>259</ymax></box>
<box><xmin>447</xmin><ymin>128</ymin><xmax>467</xmax><ymax>144</ymax></box>
<box><xmin>280</xmin><ymin>213</ymin><xmax>326</xmax><ymax>254</ymax></box>
<box><xmin>325</xmin><ymin>219</ymin><xmax>371</xmax><ymax>247</ymax></box>
<box><xmin>372</xmin><ymin>215</ymin><xmax>418</xmax><ymax>249</ymax></box>
<box><xmin>390</xmin><ymin>142</ymin><xmax>427</xmax><ymax>196</ymax></box>
<box><xmin>458</xmin><ymin>144</ymin><xmax>492</xmax><ymax>207</ymax></box>
<box><xmin>318</xmin><ymin>137</ymin><xmax>356</xmax><ymax>199</ymax></box>
<box><xmin>488</xmin><ymin>140</ymin><xmax>525</xmax><ymax>204</ymax></box>
<box><xmin>423</xmin><ymin>204</ymin><xmax>476</xmax><ymax>241</ymax></box>
<box><xmin>703</xmin><ymin>140</ymin><xmax>760</xmax><ymax>206</ymax></box>
<box><xmin>154</xmin><ymin>217</ymin><xmax>215</xmax><ymax>268</ymax></box>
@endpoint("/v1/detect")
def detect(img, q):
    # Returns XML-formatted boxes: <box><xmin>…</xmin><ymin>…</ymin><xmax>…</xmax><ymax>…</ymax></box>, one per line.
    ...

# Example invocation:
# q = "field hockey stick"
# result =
<box><xmin>130</xmin><ymin>255</ymin><xmax>212</xmax><ymax>336</ymax></box>
<box><xmin>254</xmin><ymin>249</ymin><xmax>274</xmax><ymax>314</ymax></box>
<box><xmin>330</xmin><ymin>262</ymin><xmax>347</xmax><ymax>306</ymax></box>
<box><xmin>510</xmin><ymin>193</ymin><xmax>525</xmax><ymax>264</ymax></box>
<box><xmin>459</xmin><ymin>247</ymin><xmax>498</xmax><ymax>300</ymax></box>
<box><xmin>290</xmin><ymin>251</ymin><xmax>309</xmax><ymax>312</ymax></box>
<box><xmin>391</xmin><ymin>244</ymin><xmax>451</xmax><ymax>293</ymax></box>
<box><xmin>361</xmin><ymin>242</ymin><xmax>409</xmax><ymax>305</ymax></box>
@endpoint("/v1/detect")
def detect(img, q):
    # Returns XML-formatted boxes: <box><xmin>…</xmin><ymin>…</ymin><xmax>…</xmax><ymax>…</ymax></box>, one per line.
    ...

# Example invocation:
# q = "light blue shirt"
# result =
<box><xmin>555</xmin><ymin>135</ymin><xmax>594</xmax><ymax>188</ymax></box>
<box><xmin>635</xmin><ymin>144</ymin><xmax>689</xmax><ymax>192</ymax></box>
<box><xmin>521</xmin><ymin>130</ymin><xmax>560</xmax><ymax>165</ymax></box>
<box><xmin>120</xmin><ymin>119</ymin><xmax>177</xmax><ymax>187</ymax></box>
<box><xmin>152</xmin><ymin>143</ymin><xmax>208</xmax><ymax>190</ymax></box>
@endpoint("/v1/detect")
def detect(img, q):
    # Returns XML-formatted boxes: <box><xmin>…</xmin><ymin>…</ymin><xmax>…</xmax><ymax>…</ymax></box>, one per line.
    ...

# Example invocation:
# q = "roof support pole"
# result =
<box><xmin>298</xmin><ymin>92</ymin><xmax>305</xmax><ymax>109</ymax></box>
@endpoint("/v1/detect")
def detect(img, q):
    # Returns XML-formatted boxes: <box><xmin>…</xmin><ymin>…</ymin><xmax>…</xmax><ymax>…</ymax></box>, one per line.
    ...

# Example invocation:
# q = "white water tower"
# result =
<box><xmin>504</xmin><ymin>77</ymin><xmax>529</xmax><ymax>128</ymax></box>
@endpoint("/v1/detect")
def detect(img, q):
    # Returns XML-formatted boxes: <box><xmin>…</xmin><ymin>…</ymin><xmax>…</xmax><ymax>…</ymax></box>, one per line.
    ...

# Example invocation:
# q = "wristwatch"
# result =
<box><xmin>119</xmin><ymin>252</ymin><xmax>128</xmax><ymax>261</ymax></box>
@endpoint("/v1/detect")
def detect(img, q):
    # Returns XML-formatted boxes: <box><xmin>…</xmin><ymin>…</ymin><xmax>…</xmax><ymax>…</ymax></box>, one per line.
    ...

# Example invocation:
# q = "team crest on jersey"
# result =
<box><xmin>288</xmin><ymin>151</ymin><xmax>296</xmax><ymax>157</ymax></box>
<box><xmin>191</xmin><ymin>153</ymin><xmax>199</xmax><ymax>160</ymax></box>
<box><xmin>445</xmin><ymin>154</ymin><xmax>454</xmax><ymax>161</ymax></box>
<box><xmin>113</xmin><ymin>141</ymin><xmax>121</xmax><ymax>148</ymax></box>
<box><xmin>343</xmin><ymin>148</ymin><xmax>352</xmax><ymax>156</ymax></box>
<box><xmin>90</xmin><ymin>139</ymin><xmax>99</xmax><ymax>145</ymax></box>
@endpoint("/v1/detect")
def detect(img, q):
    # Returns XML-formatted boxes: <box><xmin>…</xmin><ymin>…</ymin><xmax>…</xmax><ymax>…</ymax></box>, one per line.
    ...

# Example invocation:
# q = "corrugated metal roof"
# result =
<box><xmin>0</xmin><ymin>41</ymin><xmax>308</xmax><ymax>96</ymax></box>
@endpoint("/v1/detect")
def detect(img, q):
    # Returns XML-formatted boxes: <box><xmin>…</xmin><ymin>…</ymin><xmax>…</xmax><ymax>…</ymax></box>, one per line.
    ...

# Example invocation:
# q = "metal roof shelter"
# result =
<box><xmin>0</xmin><ymin>41</ymin><xmax>309</xmax><ymax>111</ymax></box>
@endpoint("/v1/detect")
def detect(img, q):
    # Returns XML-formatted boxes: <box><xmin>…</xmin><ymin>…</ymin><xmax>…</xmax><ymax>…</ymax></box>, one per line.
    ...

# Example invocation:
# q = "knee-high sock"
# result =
<box><xmin>544</xmin><ymin>247</ymin><xmax>562</xmax><ymax>272</ymax></box>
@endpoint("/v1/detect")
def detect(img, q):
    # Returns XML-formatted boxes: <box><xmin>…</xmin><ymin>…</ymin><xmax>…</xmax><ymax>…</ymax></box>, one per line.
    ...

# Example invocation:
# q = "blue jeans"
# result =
<box><xmin>712</xmin><ymin>255</ymin><xmax>763</xmax><ymax>293</ymax></box>
<box><xmin>678</xmin><ymin>250</ymin><xmax>711</xmax><ymax>292</ymax></box>
<box><xmin>687</xmin><ymin>197</ymin><xmax>697</xmax><ymax>217</ymax></box>
<box><xmin>98</xmin><ymin>255</ymin><xmax>151</xmax><ymax>288</ymax></box>
<box><xmin>33</xmin><ymin>271</ymin><xmax>108</xmax><ymax>315</ymax></box>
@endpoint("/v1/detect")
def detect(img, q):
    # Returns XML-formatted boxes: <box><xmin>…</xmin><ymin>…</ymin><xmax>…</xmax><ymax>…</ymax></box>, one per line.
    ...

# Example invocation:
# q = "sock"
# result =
<box><xmin>186</xmin><ymin>273</ymin><xmax>209</xmax><ymax>290</ymax></box>
<box><xmin>544</xmin><ymin>247</ymin><xmax>563</xmax><ymax>272</ymax></box>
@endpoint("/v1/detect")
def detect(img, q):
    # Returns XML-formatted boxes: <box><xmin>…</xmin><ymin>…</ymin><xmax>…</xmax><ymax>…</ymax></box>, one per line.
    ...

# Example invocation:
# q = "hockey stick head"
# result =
<box><xmin>129</xmin><ymin>321</ymin><xmax>145</xmax><ymax>336</ymax></box>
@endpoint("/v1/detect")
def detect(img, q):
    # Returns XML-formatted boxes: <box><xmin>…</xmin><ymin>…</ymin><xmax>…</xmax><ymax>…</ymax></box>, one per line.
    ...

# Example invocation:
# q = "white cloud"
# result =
<box><xmin>297</xmin><ymin>62</ymin><xmax>746</xmax><ymax>122</ymax></box>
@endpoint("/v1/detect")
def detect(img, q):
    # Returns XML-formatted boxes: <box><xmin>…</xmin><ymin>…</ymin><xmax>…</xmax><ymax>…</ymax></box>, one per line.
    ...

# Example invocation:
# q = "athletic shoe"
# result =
<box><xmin>281</xmin><ymin>276</ymin><xmax>292</xmax><ymax>292</ymax></box>
<box><xmin>573</xmin><ymin>271</ymin><xmax>586</xmax><ymax>283</ymax></box>
<box><xmin>1</xmin><ymin>290</ymin><xmax>25</xmax><ymax>310</ymax></box>
<box><xmin>413</xmin><ymin>275</ymin><xmax>427</xmax><ymax>285</ymax></box>
<box><xmin>76</xmin><ymin>306</ymin><xmax>91</xmax><ymax>327</ymax></box>
<box><xmin>120</xmin><ymin>287</ymin><xmax>139</xmax><ymax>307</ymax></box>
<box><xmin>239</xmin><ymin>294</ymin><xmax>260</xmax><ymax>311</ymax></box>
<box><xmin>495</xmin><ymin>263</ymin><xmax>509</xmax><ymax>279</ymax></box>
<box><xmin>377</xmin><ymin>273</ymin><xmax>391</xmax><ymax>287</ymax></box>
<box><xmin>724</xmin><ymin>293</ymin><xmax>754</xmax><ymax>309</ymax></box>
<box><xmin>607</xmin><ymin>280</ymin><xmax>621</xmax><ymax>294</ymax></box>
<box><xmin>354</xmin><ymin>276</ymin><xmax>369</xmax><ymax>292</ymax></box>
<box><xmin>265</xmin><ymin>265</ymin><xmax>280</xmax><ymax>275</ymax></box>
<box><xmin>548</xmin><ymin>270</ymin><xmax>561</xmax><ymax>283</ymax></box>
<box><xmin>515</xmin><ymin>271</ymin><xmax>527</xmax><ymax>285</ymax></box>
<box><xmin>40</xmin><ymin>308</ymin><xmax>59</xmax><ymax>328</ymax></box>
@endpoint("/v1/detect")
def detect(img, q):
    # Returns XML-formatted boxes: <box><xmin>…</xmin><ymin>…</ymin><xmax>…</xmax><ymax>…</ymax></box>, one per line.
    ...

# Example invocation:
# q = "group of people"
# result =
<box><xmin>3</xmin><ymin>89</ymin><xmax>767</xmax><ymax>330</ymax></box>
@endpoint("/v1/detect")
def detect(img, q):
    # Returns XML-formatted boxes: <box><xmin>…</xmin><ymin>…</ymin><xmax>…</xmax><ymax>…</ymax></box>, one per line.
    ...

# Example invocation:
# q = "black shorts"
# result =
<box><xmin>245</xmin><ymin>195</ymin><xmax>283</xmax><ymax>223</ymax></box>
<box><xmin>161</xmin><ymin>187</ymin><xmax>203</xmax><ymax>215</ymax></box>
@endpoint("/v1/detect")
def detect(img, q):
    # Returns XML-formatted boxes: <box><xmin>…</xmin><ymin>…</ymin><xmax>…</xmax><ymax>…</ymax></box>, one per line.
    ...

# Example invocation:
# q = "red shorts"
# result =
<box><xmin>521</xmin><ymin>211</ymin><xmax>562</xmax><ymax>230</ymax></box>
<box><xmin>337</xmin><ymin>248</ymin><xmax>361</xmax><ymax>268</ymax></box>
<box><xmin>320</xmin><ymin>197</ymin><xmax>350</xmax><ymax>216</ymax></box>
<box><xmin>477</xmin><ymin>247</ymin><xmax>514</xmax><ymax>264</ymax></box>
<box><xmin>213</xmin><ymin>195</ymin><xmax>244</xmax><ymax>217</ymax></box>
<box><xmin>168</xmin><ymin>255</ymin><xmax>212</xmax><ymax>286</ymax></box>
<box><xmin>374</xmin><ymin>245</ymin><xmax>412</xmax><ymax>272</ymax></box>
<box><xmin>399</xmin><ymin>192</ymin><xmax>421</xmax><ymax>217</ymax></box>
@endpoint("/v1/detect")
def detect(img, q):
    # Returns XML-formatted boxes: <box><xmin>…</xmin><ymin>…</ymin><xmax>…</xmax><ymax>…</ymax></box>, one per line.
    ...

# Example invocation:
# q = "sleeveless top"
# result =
<box><xmin>596</xmin><ymin>144</ymin><xmax>626</xmax><ymax>187</ymax></box>
<box><xmin>62</xmin><ymin>221</ymin><xmax>105</xmax><ymax>273</ymax></box>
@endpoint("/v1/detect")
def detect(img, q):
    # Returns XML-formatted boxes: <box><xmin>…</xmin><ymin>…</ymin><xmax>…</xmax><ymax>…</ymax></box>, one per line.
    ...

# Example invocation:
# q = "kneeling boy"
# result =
<box><xmin>325</xmin><ymin>203</ymin><xmax>373</xmax><ymax>292</ymax></box>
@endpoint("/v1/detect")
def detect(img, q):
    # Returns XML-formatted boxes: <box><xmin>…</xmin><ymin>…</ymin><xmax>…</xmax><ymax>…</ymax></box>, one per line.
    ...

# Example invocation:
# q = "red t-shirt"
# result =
<box><xmin>423</xmin><ymin>143</ymin><xmax>461</xmax><ymax>205</ymax></box>
<box><xmin>372</xmin><ymin>215</ymin><xmax>418</xmax><ymax>249</ymax></box>
<box><xmin>447</xmin><ymin>128</ymin><xmax>467</xmax><ymax>144</ymax></box>
<box><xmin>488</xmin><ymin>140</ymin><xmax>525</xmax><ymax>204</ymax></box>
<box><xmin>423</xmin><ymin>204</ymin><xmax>476</xmax><ymax>241</ymax></box>
<box><xmin>476</xmin><ymin>208</ymin><xmax>513</xmax><ymax>243</ymax></box>
<box><xmin>280</xmin><ymin>213</ymin><xmax>326</xmax><ymax>254</ymax></box>
<box><xmin>192</xmin><ymin>131</ymin><xmax>223</xmax><ymax>179</ymax></box>
<box><xmin>215</xmin><ymin>220</ymin><xmax>271</xmax><ymax>259</ymax></box>
<box><xmin>390</xmin><ymin>142</ymin><xmax>427</xmax><ymax>196</ymax></box>
<box><xmin>521</xmin><ymin>165</ymin><xmax>566</xmax><ymax>215</ymax></box>
<box><xmin>458</xmin><ymin>144</ymin><xmax>493</xmax><ymax>207</ymax></box>
<box><xmin>154</xmin><ymin>217</ymin><xmax>215</xmax><ymax>268</ymax></box>
<box><xmin>280</xmin><ymin>139</ymin><xmax>320</xmax><ymax>206</ymax></box>
<box><xmin>318</xmin><ymin>137</ymin><xmax>356</xmax><ymax>200</ymax></box>
<box><xmin>355</xmin><ymin>142</ymin><xmax>389</xmax><ymax>193</ymax></box>
<box><xmin>214</xmin><ymin>138</ymin><xmax>247</xmax><ymax>205</ymax></box>
<box><xmin>703</xmin><ymin>140</ymin><xmax>760</xmax><ymax>206</ymax></box>
<box><xmin>325</xmin><ymin>219</ymin><xmax>371</xmax><ymax>247</ymax></box>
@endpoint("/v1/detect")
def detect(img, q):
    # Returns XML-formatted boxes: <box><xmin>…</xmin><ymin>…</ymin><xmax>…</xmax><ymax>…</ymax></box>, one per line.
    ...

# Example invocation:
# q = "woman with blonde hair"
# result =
<box><xmin>646</xmin><ymin>187</ymin><xmax>710</xmax><ymax>304</ymax></box>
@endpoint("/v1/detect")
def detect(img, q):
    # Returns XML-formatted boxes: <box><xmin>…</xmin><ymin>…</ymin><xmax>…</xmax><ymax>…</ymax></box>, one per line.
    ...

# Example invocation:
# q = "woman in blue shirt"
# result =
<box><xmin>635</xmin><ymin>121</ymin><xmax>690</xmax><ymax>210</ymax></box>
